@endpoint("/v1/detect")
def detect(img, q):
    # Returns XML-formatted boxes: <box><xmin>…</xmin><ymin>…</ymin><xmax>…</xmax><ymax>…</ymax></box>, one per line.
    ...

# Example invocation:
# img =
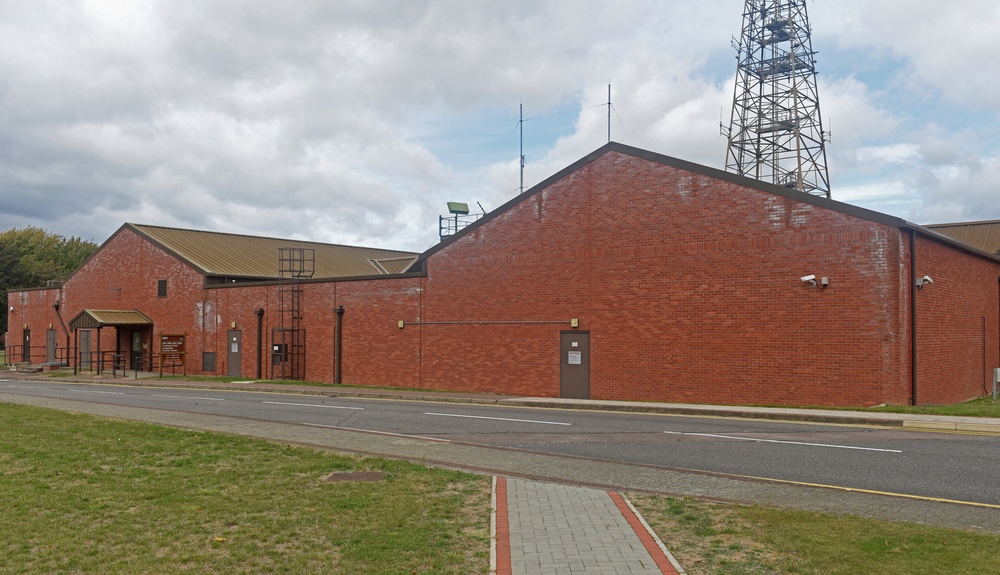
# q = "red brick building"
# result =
<box><xmin>6</xmin><ymin>143</ymin><xmax>1000</xmax><ymax>406</ymax></box>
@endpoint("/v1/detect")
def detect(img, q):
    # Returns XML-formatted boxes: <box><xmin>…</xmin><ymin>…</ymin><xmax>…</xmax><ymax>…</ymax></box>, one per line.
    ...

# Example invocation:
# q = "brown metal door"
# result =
<box><xmin>46</xmin><ymin>329</ymin><xmax>57</xmax><ymax>363</ymax></box>
<box><xmin>228</xmin><ymin>330</ymin><xmax>242</xmax><ymax>377</ymax></box>
<box><xmin>80</xmin><ymin>330</ymin><xmax>92</xmax><ymax>369</ymax></box>
<box><xmin>560</xmin><ymin>331</ymin><xmax>590</xmax><ymax>399</ymax></box>
<box><xmin>21</xmin><ymin>330</ymin><xmax>30</xmax><ymax>363</ymax></box>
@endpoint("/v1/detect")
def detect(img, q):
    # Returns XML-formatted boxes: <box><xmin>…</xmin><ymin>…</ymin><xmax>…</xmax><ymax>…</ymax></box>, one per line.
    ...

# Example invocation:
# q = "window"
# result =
<box><xmin>157</xmin><ymin>280</ymin><xmax>167</xmax><ymax>297</ymax></box>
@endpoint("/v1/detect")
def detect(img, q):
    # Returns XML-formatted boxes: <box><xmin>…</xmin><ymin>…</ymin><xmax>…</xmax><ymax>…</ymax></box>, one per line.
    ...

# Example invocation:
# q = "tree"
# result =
<box><xmin>0</xmin><ymin>227</ymin><xmax>99</xmax><ymax>335</ymax></box>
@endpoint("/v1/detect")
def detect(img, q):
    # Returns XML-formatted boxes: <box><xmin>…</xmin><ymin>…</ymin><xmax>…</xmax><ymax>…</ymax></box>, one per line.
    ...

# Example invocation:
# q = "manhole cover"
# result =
<box><xmin>325</xmin><ymin>471</ymin><xmax>386</xmax><ymax>483</ymax></box>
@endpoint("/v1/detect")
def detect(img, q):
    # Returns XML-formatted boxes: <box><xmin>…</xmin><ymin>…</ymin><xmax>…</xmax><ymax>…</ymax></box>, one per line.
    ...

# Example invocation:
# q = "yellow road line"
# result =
<box><xmin>727</xmin><ymin>472</ymin><xmax>1000</xmax><ymax>510</ymax></box>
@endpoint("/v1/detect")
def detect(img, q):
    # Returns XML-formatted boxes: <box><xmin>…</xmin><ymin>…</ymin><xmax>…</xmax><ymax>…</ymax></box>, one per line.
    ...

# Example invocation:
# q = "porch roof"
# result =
<box><xmin>69</xmin><ymin>309</ymin><xmax>153</xmax><ymax>330</ymax></box>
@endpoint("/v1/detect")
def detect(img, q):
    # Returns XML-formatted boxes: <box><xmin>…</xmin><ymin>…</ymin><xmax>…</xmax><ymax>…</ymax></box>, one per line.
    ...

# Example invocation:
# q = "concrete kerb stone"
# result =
<box><xmin>17</xmin><ymin>373</ymin><xmax>1000</xmax><ymax>434</ymax></box>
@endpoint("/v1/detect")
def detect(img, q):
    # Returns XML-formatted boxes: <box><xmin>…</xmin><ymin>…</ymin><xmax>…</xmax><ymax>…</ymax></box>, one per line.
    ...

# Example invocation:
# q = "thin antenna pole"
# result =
<box><xmin>520</xmin><ymin>103</ymin><xmax>525</xmax><ymax>195</ymax></box>
<box><xmin>607</xmin><ymin>84</ymin><xmax>612</xmax><ymax>143</ymax></box>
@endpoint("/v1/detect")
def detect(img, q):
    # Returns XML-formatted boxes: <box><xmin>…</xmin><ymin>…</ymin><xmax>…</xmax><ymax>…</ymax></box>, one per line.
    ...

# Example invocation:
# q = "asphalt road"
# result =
<box><xmin>2</xmin><ymin>377</ymin><xmax>998</xmax><ymax>507</ymax></box>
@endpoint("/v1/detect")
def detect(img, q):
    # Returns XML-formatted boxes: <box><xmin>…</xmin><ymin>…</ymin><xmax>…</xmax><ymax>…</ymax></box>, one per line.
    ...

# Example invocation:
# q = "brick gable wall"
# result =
<box><xmin>410</xmin><ymin>151</ymin><xmax>912</xmax><ymax>405</ymax></box>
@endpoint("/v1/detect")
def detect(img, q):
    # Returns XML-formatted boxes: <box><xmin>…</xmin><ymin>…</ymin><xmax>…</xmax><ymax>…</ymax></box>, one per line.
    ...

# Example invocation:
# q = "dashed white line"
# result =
<box><xmin>303</xmin><ymin>423</ymin><xmax>451</xmax><ymax>443</ymax></box>
<box><xmin>425</xmin><ymin>412</ymin><xmax>571</xmax><ymax>426</ymax></box>
<box><xmin>152</xmin><ymin>394</ymin><xmax>225</xmax><ymax>402</ymax></box>
<box><xmin>66</xmin><ymin>389</ymin><xmax>126</xmax><ymax>396</ymax></box>
<box><xmin>663</xmin><ymin>431</ymin><xmax>902</xmax><ymax>453</ymax></box>
<box><xmin>263</xmin><ymin>401</ymin><xmax>363</xmax><ymax>411</ymax></box>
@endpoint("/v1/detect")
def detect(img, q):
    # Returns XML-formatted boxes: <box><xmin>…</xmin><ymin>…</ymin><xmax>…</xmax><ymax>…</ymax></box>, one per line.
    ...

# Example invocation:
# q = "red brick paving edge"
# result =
<box><xmin>494</xmin><ymin>477</ymin><xmax>511</xmax><ymax>575</ymax></box>
<box><xmin>609</xmin><ymin>491</ymin><xmax>684</xmax><ymax>575</ymax></box>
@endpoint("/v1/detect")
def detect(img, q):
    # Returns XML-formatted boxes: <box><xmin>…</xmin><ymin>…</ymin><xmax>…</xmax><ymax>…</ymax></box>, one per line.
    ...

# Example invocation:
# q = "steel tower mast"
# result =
<box><xmin>723</xmin><ymin>0</ymin><xmax>830</xmax><ymax>198</ymax></box>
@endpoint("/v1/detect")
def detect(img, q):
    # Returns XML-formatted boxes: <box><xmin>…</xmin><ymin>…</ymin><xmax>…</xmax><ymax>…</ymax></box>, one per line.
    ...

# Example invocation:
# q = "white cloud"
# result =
<box><xmin>0</xmin><ymin>0</ymin><xmax>998</xmax><ymax>250</ymax></box>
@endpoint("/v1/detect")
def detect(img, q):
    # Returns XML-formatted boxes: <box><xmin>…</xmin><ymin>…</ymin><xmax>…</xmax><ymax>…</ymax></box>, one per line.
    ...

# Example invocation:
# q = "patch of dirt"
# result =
<box><xmin>325</xmin><ymin>471</ymin><xmax>387</xmax><ymax>483</ymax></box>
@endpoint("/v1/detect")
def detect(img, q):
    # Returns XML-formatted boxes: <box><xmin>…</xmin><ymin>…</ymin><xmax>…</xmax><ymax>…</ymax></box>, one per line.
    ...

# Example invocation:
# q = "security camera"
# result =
<box><xmin>922</xmin><ymin>275</ymin><xmax>933</xmax><ymax>285</ymax></box>
<box><xmin>800</xmin><ymin>275</ymin><xmax>816</xmax><ymax>283</ymax></box>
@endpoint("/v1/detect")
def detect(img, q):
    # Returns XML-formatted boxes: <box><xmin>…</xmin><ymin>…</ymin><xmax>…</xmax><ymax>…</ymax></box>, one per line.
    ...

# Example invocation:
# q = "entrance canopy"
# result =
<box><xmin>69</xmin><ymin>309</ymin><xmax>153</xmax><ymax>330</ymax></box>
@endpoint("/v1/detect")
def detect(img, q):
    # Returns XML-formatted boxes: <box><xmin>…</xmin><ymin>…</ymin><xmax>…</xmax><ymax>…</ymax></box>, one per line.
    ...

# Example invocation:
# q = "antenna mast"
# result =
<box><xmin>723</xmin><ymin>0</ymin><xmax>831</xmax><ymax>198</ymax></box>
<box><xmin>520</xmin><ymin>103</ymin><xmax>525</xmax><ymax>195</ymax></box>
<box><xmin>608</xmin><ymin>84</ymin><xmax>612</xmax><ymax>143</ymax></box>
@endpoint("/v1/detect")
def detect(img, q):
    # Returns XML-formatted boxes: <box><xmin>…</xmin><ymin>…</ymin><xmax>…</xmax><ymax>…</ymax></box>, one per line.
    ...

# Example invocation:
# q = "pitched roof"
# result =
<box><xmin>926</xmin><ymin>221</ymin><xmax>1000</xmax><ymax>255</ymax></box>
<box><xmin>415</xmin><ymin>142</ymin><xmax>1000</xmax><ymax>268</ymax></box>
<box><xmin>127</xmin><ymin>224</ymin><xmax>419</xmax><ymax>280</ymax></box>
<box><xmin>69</xmin><ymin>309</ymin><xmax>153</xmax><ymax>330</ymax></box>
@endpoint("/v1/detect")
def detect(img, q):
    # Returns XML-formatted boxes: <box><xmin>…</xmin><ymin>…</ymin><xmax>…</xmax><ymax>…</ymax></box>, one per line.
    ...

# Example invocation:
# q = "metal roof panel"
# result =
<box><xmin>128</xmin><ymin>224</ymin><xmax>419</xmax><ymax>279</ymax></box>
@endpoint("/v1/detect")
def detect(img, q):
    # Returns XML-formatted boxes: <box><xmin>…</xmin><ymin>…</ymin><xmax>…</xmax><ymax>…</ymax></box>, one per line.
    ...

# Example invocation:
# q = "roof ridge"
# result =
<box><xmin>127</xmin><ymin>223</ymin><xmax>418</xmax><ymax>256</ymax></box>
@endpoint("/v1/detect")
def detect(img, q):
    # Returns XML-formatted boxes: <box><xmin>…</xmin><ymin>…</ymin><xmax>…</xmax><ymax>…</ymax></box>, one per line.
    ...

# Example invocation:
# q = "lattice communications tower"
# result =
<box><xmin>723</xmin><ymin>0</ymin><xmax>830</xmax><ymax>198</ymax></box>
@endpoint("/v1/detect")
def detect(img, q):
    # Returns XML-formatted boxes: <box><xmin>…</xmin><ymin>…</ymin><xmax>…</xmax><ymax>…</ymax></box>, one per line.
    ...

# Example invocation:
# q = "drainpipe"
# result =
<box><xmin>255</xmin><ymin>308</ymin><xmax>264</xmax><ymax>379</ymax></box>
<box><xmin>910</xmin><ymin>229</ymin><xmax>918</xmax><ymax>406</ymax></box>
<box><xmin>53</xmin><ymin>300</ymin><xmax>70</xmax><ymax>367</ymax></box>
<box><xmin>335</xmin><ymin>306</ymin><xmax>345</xmax><ymax>384</ymax></box>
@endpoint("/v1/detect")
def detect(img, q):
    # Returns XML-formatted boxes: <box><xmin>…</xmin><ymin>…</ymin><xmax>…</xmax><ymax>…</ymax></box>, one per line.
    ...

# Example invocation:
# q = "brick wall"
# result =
<box><xmin>9</xmin><ymin>150</ymin><xmax>1000</xmax><ymax>407</ymax></box>
<box><xmin>914</xmin><ymin>234</ymin><xmax>1000</xmax><ymax>404</ymax></box>
<box><xmin>409</xmin><ymin>151</ymin><xmax>914</xmax><ymax>406</ymax></box>
<box><xmin>201</xmin><ymin>277</ymin><xmax>423</xmax><ymax>384</ymax></box>
<box><xmin>7</xmin><ymin>227</ymin><xmax>208</xmax><ymax>370</ymax></box>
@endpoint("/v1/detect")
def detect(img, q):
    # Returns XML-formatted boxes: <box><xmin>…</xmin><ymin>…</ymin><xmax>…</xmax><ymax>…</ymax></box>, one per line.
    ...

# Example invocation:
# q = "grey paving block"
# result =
<box><xmin>506</xmin><ymin>478</ymin><xmax>666</xmax><ymax>574</ymax></box>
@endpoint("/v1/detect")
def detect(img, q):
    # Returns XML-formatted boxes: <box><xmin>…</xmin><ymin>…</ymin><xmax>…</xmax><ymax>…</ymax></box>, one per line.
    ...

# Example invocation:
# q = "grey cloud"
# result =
<box><xmin>0</xmin><ymin>0</ymin><xmax>998</xmax><ymax>251</ymax></box>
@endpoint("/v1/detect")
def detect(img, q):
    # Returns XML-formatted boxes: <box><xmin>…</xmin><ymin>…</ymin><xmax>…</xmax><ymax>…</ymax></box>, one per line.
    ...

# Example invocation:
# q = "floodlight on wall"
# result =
<box><xmin>916</xmin><ymin>275</ymin><xmax>934</xmax><ymax>289</ymax></box>
<box><xmin>447</xmin><ymin>202</ymin><xmax>470</xmax><ymax>215</ymax></box>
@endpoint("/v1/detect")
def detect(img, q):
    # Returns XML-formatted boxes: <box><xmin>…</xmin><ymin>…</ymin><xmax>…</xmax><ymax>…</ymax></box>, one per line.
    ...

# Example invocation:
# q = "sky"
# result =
<box><xmin>2</xmin><ymin>0</ymin><xmax>999</xmax><ymax>253</ymax></box>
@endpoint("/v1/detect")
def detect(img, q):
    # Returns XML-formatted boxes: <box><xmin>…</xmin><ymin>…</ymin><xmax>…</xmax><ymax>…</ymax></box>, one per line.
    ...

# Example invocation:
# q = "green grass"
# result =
<box><xmin>862</xmin><ymin>396</ymin><xmax>1000</xmax><ymax>418</ymax></box>
<box><xmin>631</xmin><ymin>495</ymin><xmax>1000</xmax><ymax>575</ymax></box>
<box><xmin>0</xmin><ymin>403</ymin><xmax>490</xmax><ymax>574</ymax></box>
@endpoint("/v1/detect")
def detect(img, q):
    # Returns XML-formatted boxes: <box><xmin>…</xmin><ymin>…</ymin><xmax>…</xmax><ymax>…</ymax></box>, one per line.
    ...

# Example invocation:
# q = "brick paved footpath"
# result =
<box><xmin>493</xmin><ymin>477</ymin><xmax>685</xmax><ymax>575</ymax></box>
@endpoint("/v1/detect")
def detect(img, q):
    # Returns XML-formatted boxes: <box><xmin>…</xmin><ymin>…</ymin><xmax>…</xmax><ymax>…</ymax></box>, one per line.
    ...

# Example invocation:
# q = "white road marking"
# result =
<box><xmin>66</xmin><ymin>389</ymin><xmax>126</xmax><ymax>396</ymax></box>
<box><xmin>152</xmin><ymin>394</ymin><xmax>225</xmax><ymax>402</ymax></box>
<box><xmin>263</xmin><ymin>401</ymin><xmax>363</xmax><ymax>411</ymax></box>
<box><xmin>303</xmin><ymin>423</ymin><xmax>452</xmax><ymax>443</ymax></box>
<box><xmin>425</xmin><ymin>412</ymin><xmax>572</xmax><ymax>426</ymax></box>
<box><xmin>663</xmin><ymin>431</ymin><xmax>902</xmax><ymax>453</ymax></box>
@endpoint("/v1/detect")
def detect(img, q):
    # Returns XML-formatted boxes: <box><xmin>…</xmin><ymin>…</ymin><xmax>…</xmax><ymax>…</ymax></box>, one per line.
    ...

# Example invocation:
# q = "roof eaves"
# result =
<box><xmin>901</xmin><ymin>221</ymin><xmax>1000</xmax><ymax>263</ymax></box>
<box><xmin>203</xmin><ymin>270</ymin><xmax>428</xmax><ymax>290</ymax></box>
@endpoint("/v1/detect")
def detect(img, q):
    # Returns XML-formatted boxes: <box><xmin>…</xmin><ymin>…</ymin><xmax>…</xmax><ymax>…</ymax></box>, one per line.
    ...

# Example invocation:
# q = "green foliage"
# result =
<box><xmin>0</xmin><ymin>226</ymin><xmax>98</xmax><ymax>334</ymax></box>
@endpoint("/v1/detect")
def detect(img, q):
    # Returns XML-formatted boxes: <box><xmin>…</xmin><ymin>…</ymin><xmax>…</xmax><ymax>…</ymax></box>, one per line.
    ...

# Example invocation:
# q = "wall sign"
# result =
<box><xmin>159</xmin><ymin>334</ymin><xmax>187</xmax><ymax>376</ymax></box>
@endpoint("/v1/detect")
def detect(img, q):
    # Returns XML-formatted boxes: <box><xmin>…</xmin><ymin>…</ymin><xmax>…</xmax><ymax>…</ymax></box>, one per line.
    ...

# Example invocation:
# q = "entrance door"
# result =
<box><xmin>22</xmin><ymin>330</ymin><xmax>30</xmax><ymax>363</ymax></box>
<box><xmin>80</xmin><ymin>330</ymin><xmax>92</xmax><ymax>369</ymax></box>
<box><xmin>560</xmin><ymin>331</ymin><xmax>590</xmax><ymax>399</ymax></box>
<box><xmin>46</xmin><ymin>329</ymin><xmax>57</xmax><ymax>364</ymax></box>
<box><xmin>228</xmin><ymin>330</ymin><xmax>242</xmax><ymax>377</ymax></box>
<box><xmin>130</xmin><ymin>330</ymin><xmax>143</xmax><ymax>370</ymax></box>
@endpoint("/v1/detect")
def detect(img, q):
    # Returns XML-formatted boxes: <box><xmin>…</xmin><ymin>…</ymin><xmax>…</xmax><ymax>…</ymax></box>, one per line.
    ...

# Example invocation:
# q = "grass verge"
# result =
<box><xmin>862</xmin><ymin>396</ymin><xmax>1000</xmax><ymax>418</ymax></box>
<box><xmin>0</xmin><ymin>403</ymin><xmax>490</xmax><ymax>574</ymax></box>
<box><xmin>631</xmin><ymin>495</ymin><xmax>1000</xmax><ymax>575</ymax></box>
